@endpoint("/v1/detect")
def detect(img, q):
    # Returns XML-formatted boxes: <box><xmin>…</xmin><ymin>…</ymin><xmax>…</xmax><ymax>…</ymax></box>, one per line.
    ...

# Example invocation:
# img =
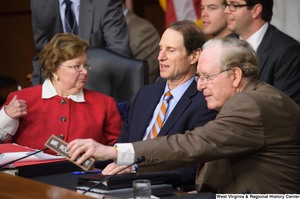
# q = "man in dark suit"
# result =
<box><xmin>224</xmin><ymin>0</ymin><xmax>300</xmax><ymax>105</ymax></box>
<box><xmin>68</xmin><ymin>37</ymin><xmax>300</xmax><ymax>193</ymax></box>
<box><xmin>101</xmin><ymin>20</ymin><xmax>217</xmax><ymax>190</ymax></box>
<box><xmin>31</xmin><ymin>0</ymin><xmax>131</xmax><ymax>86</ymax></box>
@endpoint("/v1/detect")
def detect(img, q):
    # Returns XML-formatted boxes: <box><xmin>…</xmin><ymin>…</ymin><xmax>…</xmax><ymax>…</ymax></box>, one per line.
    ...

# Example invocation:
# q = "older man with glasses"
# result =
<box><xmin>223</xmin><ymin>0</ymin><xmax>300</xmax><ymax>106</ymax></box>
<box><xmin>68</xmin><ymin>37</ymin><xmax>300</xmax><ymax>193</ymax></box>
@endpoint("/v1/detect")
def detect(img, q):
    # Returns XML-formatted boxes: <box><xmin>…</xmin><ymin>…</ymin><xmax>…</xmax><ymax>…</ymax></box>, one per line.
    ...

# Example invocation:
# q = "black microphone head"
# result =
<box><xmin>135</xmin><ymin>156</ymin><xmax>145</xmax><ymax>164</ymax></box>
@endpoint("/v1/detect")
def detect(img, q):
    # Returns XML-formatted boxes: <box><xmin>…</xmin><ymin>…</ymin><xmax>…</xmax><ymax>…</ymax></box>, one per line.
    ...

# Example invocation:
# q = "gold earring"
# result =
<box><xmin>54</xmin><ymin>76</ymin><xmax>60</xmax><ymax>81</ymax></box>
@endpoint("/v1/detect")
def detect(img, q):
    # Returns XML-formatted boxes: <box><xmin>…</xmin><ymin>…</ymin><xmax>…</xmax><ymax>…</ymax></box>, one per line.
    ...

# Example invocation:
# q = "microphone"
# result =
<box><xmin>82</xmin><ymin>156</ymin><xmax>145</xmax><ymax>194</ymax></box>
<box><xmin>0</xmin><ymin>147</ymin><xmax>48</xmax><ymax>169</ymax></box>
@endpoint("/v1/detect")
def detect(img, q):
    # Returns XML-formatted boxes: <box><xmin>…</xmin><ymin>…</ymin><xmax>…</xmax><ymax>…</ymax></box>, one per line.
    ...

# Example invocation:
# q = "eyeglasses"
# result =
<box><xmin>60</xmin><ymin>63</ymin><xmax>91</xmax><ymax>72</ymax></box>
<box><xmin>195</xmin><ymin>69</ymin><xmax>230</xmax><ymax>84</ymax></box>
<box><xmin>222</xmin><ymin>2</ymin><xmax>250</xmax><ymax>11</ymax></box>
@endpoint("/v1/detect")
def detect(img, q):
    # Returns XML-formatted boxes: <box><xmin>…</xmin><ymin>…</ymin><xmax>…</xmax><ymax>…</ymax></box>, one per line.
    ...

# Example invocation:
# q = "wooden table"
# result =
<box><xmin>0</xmin><ymin>172</ymin><xmax>97</xmax><ymax>199</ymax></box>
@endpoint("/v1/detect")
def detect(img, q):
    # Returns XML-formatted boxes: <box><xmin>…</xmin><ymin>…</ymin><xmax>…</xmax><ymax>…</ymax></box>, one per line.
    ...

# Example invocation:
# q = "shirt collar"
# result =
<box><xmin>42</xmin><ymin>79</ymin><xmax>85</xmax><ymax>102</ymax></box>
<box><xmin>164</xmin><ymin>77</ymin><xmax>194</xmax><ymax>102</ymax></box>
<box><xmin>123</xmin><ymin>7</ymin><xmax>129</xmax><ymax>16</ymax></box>
<box><xmin>60</xmin><ymin>0</ymin><xmax>80</xmax><ymax>6</ymax></box>
<box><xmin>245</xmin><ymin>22</ymin><xmax>269</xmax><ymax>52</ymax></box>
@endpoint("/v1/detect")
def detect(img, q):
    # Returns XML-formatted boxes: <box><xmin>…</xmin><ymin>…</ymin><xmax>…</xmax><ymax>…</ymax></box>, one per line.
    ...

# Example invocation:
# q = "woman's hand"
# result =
<box><xmin>5</xmin><ymin>95</ymin><xmax>27</xmax><ymax>119</ymax></box>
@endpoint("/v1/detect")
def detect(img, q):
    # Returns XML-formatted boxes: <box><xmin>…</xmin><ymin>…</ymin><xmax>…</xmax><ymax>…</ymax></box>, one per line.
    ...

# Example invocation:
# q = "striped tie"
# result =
<box><xmin>64</xmin><ymin>0</ymin><xmax>78</xmax><ymax>34</ymax></box>
<box><xmin>147</xmin><ymin>91</ymin><xmax>173</xmax><ymax>139</ymax></box>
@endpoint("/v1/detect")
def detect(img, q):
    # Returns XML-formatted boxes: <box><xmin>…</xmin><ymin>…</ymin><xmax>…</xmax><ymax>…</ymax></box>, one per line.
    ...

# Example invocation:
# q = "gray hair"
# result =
<box><xmin>203</xmin><ymin>37</ymin><xmax>259</xmax><ymax>80</ymax></box>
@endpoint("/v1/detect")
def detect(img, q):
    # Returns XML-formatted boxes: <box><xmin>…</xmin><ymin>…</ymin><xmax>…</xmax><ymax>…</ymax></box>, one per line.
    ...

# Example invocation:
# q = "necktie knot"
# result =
<box><xmin>164</xmin><ymin>91</ymin><xmax>172</xmax><ymax>103</ymax></box>
<box><xmin>64</xmin><ymin>0</ymin><xmax>78</xmax><ymax>34</ymax></box>
<box><xmin>65</xmin><ymin>0</ymin><xmax>72</xmax><ymax>8</ymax></box>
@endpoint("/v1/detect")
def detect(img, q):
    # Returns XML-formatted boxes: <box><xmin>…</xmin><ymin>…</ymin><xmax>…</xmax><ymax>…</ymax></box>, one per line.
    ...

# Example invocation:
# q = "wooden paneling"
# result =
<box><xmin>133</xmin><ymin>0</ymin><xmax>165</xmax><ymax>35</ymax></box>
<box><xmin>0</xmin><ymin>0</ymin><xmax>35</xmax><ymax>88</ymax></box>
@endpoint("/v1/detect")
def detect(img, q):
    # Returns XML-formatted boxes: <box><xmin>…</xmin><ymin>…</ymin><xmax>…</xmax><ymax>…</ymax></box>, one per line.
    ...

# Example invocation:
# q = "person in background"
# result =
<box><xmin>122</xmin><ymin>0</ymin><xmax>161</xmax><ymax>83</ymax></box>
<box><xmin>101</xmin><ymin>20</ymin><xmax>217</xmax><ymax>190</ymax></box>
<box><xmin>201</xmin><ymin>0</ymin><xmax>235</xmax><ymax>38</ymax></box>
<box><xmin>224</xmin><ymin>0</ymin><xmax>300</xmax><ymax>105</ymax></box>
<box><xmin>0</xmin><ymin>33</ymin><xmax>122</xmax><ymax>155</ymax></box>
<box><xmin>68</xmin><ymin>37</ymin><xmax>300</xmax><ymax>193</ymax></box>
<box><xmin>31</xmin><ymin>0</ymin><xmax>131</xmax><ymax>86</ymax></box>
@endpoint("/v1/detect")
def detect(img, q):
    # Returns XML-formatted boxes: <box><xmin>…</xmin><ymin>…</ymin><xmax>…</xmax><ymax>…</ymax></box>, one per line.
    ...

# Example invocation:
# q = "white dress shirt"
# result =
<box><xmin>245</xmin><ymin>22</ymin><xmax>268</xmax><ymax>52</ymax></box>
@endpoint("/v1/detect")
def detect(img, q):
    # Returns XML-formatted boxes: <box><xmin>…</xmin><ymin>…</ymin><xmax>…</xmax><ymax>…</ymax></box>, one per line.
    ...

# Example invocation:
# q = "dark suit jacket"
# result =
<box><xmin>133</xmin><ymin>80</ymin><xmax>300</xmax><ymax>193</ymax></box>
<box><xmin>257</xmin><ymin>24</ymin><xmax>300</xmax><ymax>105</ymax></box>
<box><xmin>118</xmin><ymin>80</ymin><xmax>217</xmax><ymax>189</ymax></box>
<box><xmin>31</xmin><ymin>0</ymin><xmax>131</xmax><ymax>85</ymax></box>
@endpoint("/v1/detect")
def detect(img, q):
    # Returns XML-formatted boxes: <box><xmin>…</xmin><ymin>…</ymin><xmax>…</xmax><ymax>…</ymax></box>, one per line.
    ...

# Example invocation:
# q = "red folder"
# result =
<box><xmin>0</xmin><ymin>143</ymin><xmax>37</xmax><ymax>153</ymax></box>
<box><xmin>0</xmin><ymin>143</ymin><xmax>66</xmax><ymax>168</ymax></box>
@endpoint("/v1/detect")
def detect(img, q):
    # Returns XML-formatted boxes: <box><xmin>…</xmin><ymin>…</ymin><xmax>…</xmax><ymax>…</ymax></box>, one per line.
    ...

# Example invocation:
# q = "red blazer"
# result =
<box><xmin>2</xmin><ymin>85</ymin><xmax>122</xmax><ymax>154</ymax></box>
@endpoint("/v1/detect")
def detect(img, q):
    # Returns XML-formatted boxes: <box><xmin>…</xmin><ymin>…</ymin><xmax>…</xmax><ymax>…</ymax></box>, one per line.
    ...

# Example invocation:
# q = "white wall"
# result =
<box><xmin>271</xmin><ymin>0</ymin><xmax>300</xmax><ymax>42</ymax></box>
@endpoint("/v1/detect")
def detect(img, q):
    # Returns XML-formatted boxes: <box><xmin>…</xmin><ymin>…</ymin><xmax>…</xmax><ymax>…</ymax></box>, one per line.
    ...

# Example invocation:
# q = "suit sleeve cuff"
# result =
<box><xmin>114</xmin><ymin>143</ymin><xmax>135</xmax><ymax>165</ymax></box>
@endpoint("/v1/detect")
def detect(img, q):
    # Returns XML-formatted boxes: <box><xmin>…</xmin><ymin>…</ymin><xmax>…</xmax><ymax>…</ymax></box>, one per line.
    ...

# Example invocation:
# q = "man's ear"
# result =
<box><xmin>232</xmin><ymin>67</ymin><xmax>243</xmax><ymax>88</ymax></box>
<box><xmin>252</xmin><ymin>3</ymin><xmax>263</xmax><ymax>19</ymax></box>
<box><xmin>190</xmin><ymin>48</ymin><xmax>201</xmax><ymax>65</ymax></box>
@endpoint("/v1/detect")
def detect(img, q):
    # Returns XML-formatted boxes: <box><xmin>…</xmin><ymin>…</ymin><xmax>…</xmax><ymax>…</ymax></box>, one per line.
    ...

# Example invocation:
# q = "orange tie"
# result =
<box><xmin>147</xmin><ymin>91</ymin><xmax>173</xmax><ymax>139</ymax></box>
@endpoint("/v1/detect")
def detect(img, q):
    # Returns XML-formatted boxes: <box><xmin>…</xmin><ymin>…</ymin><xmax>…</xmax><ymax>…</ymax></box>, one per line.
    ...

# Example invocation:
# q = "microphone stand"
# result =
<box><xmin>83</xmin><ymin>156</ymin><xmax>145</xmax><ymax>194</ymax></box>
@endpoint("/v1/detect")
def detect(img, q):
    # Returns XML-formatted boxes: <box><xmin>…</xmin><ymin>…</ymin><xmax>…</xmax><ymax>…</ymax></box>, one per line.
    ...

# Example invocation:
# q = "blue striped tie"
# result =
<box><xmin>64</xmin><ymin>0</ymin><xmax>78</xmax><ymax>34</ymax></box>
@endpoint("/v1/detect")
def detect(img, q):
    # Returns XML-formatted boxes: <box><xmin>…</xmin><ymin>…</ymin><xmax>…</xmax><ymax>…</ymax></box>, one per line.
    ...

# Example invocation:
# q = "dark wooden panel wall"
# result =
<box><xmin>0</xmin><ymin>0</ymin><xmax>164</xmax><ymax>89</ymax></box>
<box><xmin>0</xmin><ymin>1</ymin><xmax>36</xmax><ymax>88</ymax></box>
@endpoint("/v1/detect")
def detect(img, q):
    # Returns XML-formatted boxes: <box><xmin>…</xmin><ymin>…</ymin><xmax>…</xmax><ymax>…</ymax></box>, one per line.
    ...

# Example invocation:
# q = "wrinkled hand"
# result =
<box><xmin>4</xmin><ymin>95</ymin><xmax>27</xmax><ymax>119</ymax></box>
<box><xmin>68</xmin><ymin>138</ymin><xmax>116</xmax><ymax>165</ymax></box>
<box><xmin>102</xmin><ymin>162</ymin><xmax>132</xmax><ymax>175</ymax></box>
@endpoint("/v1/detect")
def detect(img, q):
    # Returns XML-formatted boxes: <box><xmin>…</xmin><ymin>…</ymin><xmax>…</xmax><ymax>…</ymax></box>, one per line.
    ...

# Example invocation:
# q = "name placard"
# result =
<box><xmin>45</xmin><ymin>135</ymin><xmax>95</xmax><ymax>171</ymax></box>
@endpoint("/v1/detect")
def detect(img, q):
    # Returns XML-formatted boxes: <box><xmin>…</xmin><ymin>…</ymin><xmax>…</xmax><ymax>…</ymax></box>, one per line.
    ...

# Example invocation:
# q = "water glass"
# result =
<box><xmin>132</xmin><ymin>179</ymin><xmax>151</xmax><ymax>199</ymax></box>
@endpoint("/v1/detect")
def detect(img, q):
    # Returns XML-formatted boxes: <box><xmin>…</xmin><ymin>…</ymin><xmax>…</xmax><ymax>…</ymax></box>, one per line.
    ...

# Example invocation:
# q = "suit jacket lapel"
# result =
<box><xmin>158</xmin><ymin>81</ymin><xmax>197</xmax><ymax>137</ymax></box>
<box><xmin>78</xmin><ymin>0</ymin><xmax>93</xmax><ymax>42</ymax></box>
<box><xmin>257</xmin><ymin>24</ymin><xmax>274</xmax><ymax>74</ymax></box>
<box><xmin>132</xmin><ymin>82</ymin><xmax>165</xmax><ymax>141</ymax></box>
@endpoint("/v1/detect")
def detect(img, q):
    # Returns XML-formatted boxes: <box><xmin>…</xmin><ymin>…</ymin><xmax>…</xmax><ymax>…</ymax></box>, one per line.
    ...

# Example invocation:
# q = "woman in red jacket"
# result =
<box><xmin>0</xmin><ymin>33</ymin><xmax>122</xmax><ymax>154</ymax></box>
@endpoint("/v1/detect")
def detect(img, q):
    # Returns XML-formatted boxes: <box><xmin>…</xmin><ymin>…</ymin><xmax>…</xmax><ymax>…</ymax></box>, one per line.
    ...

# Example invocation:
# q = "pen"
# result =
<box><xmin>71</xmin><ymin>169</ymin><xmax>102</xmax><ymax>175</ymax></box>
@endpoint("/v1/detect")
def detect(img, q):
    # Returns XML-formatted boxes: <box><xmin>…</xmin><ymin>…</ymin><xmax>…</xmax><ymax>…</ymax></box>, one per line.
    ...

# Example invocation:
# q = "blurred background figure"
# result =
<box><xmin>0</xmin><ymin>33</ymin><xmax>122</xmax><ymax>154</ymax></box>
<box><xmin>122</xmin><ymin>0</ymin><xmax>161</xmax><ymax>83</ymax></box>
<box><xmin>201</xmin><ymin>0</ymin><xmax>236</xmax><ymax>38</ymax></box>
<box><xmin>30</xmin><ymin>0</ymin><xmax>131</xmax><ymax>86</ymax></box>
<box><xmin>224</xmin><ymin>0</ymin><xmax>300</xmax><ymax>106</ymax></box>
